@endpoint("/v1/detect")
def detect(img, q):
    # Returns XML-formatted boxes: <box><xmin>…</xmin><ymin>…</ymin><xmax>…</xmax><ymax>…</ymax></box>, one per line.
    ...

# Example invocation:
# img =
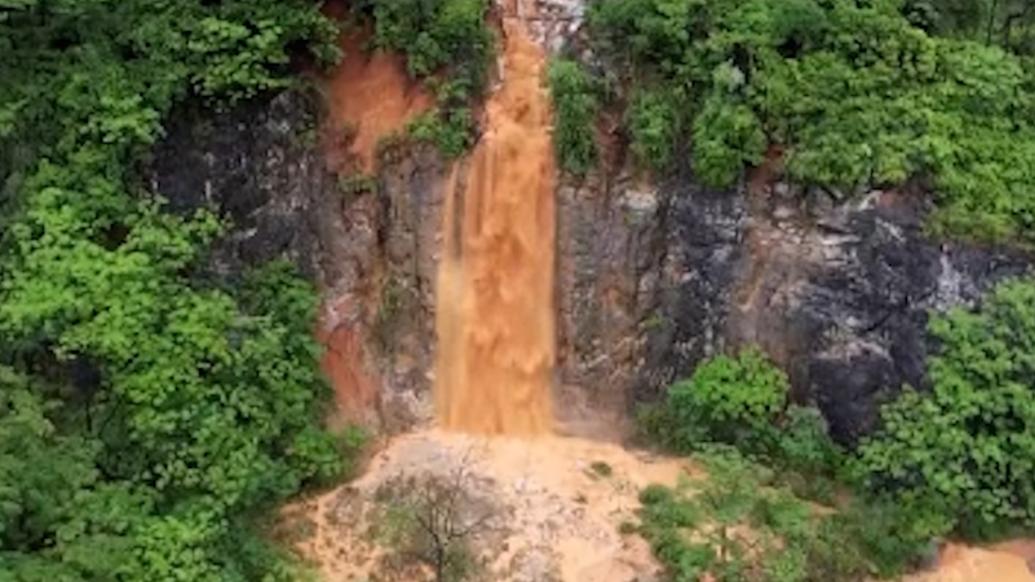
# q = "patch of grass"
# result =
<box><xmin>637</xmin><ymin>447</ymin><xmax>932</xmax><ymax>581</ymax></box>
<box><xmin>338</xmin><ymin>172</ymin><xmax>378</xmax><ymax>199</ymax></box>
<box><xmin>590</xmin><ymin>461</ymin><xmax>613</xmax><ymax>478</ymax></box>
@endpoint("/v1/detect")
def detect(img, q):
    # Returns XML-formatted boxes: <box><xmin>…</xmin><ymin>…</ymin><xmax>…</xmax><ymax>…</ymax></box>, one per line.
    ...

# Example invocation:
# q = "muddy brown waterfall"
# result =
<box><xmin>434</xmin><ymin>4</ymin><xmax>557</xmax><ymax>435</ymax></box>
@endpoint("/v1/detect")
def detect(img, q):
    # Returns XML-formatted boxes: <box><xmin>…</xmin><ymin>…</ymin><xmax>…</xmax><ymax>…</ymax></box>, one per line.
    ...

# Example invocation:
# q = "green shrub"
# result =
<box><xmin>367</xmin><ymin>0</ymin><xmax>491</xmax><ymax>86</ymax></box>
<box><xmin>642</xmin><ymin>347</ymin><xmax>845</xmax><ymax>507</ymax></box>
<box><xmin>627</xmin><ymin>87</ymin><xmax>683</xmax><ymax>173</ymax></box>
<box><xmin>589</xmin><ymin>460</ymin><xmax>613</xmax><ymax>477</ymax></box>
<box><xmin>548</xmin><ymin>59</ymin><xmax>599</xmax><ymax>175</ymax></box>
<box><xmin>645</xmin><ymin>348</ymin><xmax>789</xmax><ymax>454</ymax></box>
<box><xmin>692</xmin><ymin>94</ymin><xmax>766</xmax><ymax>187</ymax></box>
<box><xmin>858</xmin><ymin>278</ymin><xmax>1035</xmax><ymax>533</ymax></box>
<box><xmin>407</xmin><ymin>108</ymin><xmax>476</xmax><ymax>159</ymax></box>
<box><xmin>776</xmin><ymin>406</ymin><xmax>842</xmax><ymax>477</ymax></box>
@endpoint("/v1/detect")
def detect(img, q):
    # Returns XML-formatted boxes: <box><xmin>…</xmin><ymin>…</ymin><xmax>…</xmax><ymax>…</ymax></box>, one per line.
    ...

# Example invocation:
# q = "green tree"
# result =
<box><xmin>0</xmin><ymin>1</ymin><xmax>355</xmax><ymax>578</ymax></box>
<box><xmin>858</xmin><ymin>278</ymin><xmax>1035</xmax><ymax>534</ymax></box>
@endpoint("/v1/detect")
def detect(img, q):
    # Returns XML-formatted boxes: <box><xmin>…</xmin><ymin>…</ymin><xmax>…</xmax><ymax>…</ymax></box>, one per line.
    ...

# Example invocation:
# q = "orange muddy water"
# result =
<box><xmin>433</xmin><ymin>6</ymin><xmax>557</xmax><ymax>435</ymax></box>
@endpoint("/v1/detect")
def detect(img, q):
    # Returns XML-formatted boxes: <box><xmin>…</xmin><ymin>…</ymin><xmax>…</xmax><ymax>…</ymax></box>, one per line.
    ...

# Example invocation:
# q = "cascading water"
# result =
<box><xmin>433</xmin><ymin>3</ymin><xmax>557</xmax><ymax>435</ymax></box>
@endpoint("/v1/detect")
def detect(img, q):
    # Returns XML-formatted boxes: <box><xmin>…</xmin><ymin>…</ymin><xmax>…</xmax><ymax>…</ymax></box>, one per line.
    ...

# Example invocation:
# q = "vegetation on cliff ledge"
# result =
<box><xmin>562</xmin><ymin>0</ymin><xmax>1035</xmax><ymax>245</ymax></box>
<box><xmin>355</xmin><ymin>0</ymin><xmax>494</xmax><ymax>157</ymax></box>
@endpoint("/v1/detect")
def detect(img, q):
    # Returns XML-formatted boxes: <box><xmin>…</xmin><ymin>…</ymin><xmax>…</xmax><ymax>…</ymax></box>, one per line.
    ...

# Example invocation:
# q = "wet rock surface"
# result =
<box><xmin>148</xmin><ymin>87</ymin><xmax>1031</xmax><ymax>444</ymax></box>
<box><xmin>149</xmin><ymin>89</ymin><xmax>444</xmax><ymax>431</ymax></box>
<box><xmin>638</xmin><ymin>179</ymin><xmax>1030</xmax><ymax>443</ymax></box>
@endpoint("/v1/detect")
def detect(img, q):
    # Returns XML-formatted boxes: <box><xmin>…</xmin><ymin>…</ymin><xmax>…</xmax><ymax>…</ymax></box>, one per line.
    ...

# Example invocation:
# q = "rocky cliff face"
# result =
<box><xmin>635</xmin><ymin>174</ymin><xmax>1030</xmax><ymax>442</ymax></box>
<box><xmin>150</xmin><ymin>89</ymin><xmax>446</xmax><ymax>432</ymax></box>
<box><xmin>555</xmin><ymin>154</ymin><xmax>1029</xmax><ymax>443</ymax></box>
<box><xmin>150</xmin><ymin>82</ymin><xmax>1029</xmax><ymax>443</ymax></box>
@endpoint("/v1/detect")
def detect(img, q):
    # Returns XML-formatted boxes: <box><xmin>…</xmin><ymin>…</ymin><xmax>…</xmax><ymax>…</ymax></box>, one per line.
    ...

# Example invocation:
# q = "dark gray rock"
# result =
<box><xmin>554</xmin><ymin>172</ymin><xmax>670</xmax><ymax>437</ymax></box>
<box><xmin>640</xmin><ymin>184</ymin><xmax>1030</xmax><ymax>443</ymax></box>
<box><xmin>148</xmin><ymin>89</ymin><xmax>343</xmax><ymax>285</ymax></box>
<box><xmin>635</xmin><ymin>173</ymin><xmax>747</xmax><ymax>404</ymax></box>
<box><xmin>148</xmin><ymin>89</ymin><xmax>446</xmax><ymax>432</ymax></box>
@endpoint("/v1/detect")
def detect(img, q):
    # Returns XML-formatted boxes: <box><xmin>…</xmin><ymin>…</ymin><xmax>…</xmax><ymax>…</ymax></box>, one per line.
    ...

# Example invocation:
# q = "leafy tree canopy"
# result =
<box><xmin>0</xmin><ymin>1</ymin><xmax>355</xmax><ymax>579</ymax></box>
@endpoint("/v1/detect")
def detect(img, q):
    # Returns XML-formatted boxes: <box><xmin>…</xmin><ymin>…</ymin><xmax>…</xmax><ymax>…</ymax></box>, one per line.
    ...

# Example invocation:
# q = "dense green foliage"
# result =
<box><xmin>643</xmin><ymin>348</ymin><xmax>787</xmax><ymax>450</ymax></box>
<box><xmin>858</xmin><ymin>278</ymin><xmax>1035</xmax><ymax>536</ymax></box>
<box><xmin>587</xmin><ymin>0</ymin><xmax>1035</xmax><ymax>244</ymax></box>
<box><xmin>626</xmin><ymin>88</ymin><xmax>686</xmax><ymax>175</ymax></box>
<box><xmin>356</xmin><ymin>0</ymin><xmax>493</xmax><ymax>157</ymax></box>
<box><xmin>637</xmin><ymin>448</ymin><xmax>935</xmax><ymax>581</ymax></box>
<box><xmin>641</xmin><ymin>348</ymin><xmax>842</xmax><ymax>483</ymax></box>
<box><xmin>0</xmin><ymin>1</ymin><xmax>356</xmax><ymax>579</ymax></box>
<box><xmin>548</xmin><ymin>59</ymin><xmax>599</xmax><ymax>175</ymax></box>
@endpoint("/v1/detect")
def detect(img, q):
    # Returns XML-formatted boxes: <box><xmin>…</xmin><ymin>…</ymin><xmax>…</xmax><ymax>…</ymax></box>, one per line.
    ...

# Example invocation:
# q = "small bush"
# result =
<box><xmin>548</xmin><ymin>59</ymin><xmax>599</xmax><ymax>175</ymax></box>
<box><xmin>645</xmin><ymin>347</ymin><xmax>789</xmax><ymax>454</ymax></box>
<box><xmin>627</xmin><ymin>87</ymin><xmax>683</xmax><ymax>173</ymax></box>
<box><xmin>339</xmin><ymin>173</ymin><xmax>378</xmax><ymax>198</ymax></box>
<box><xmin>775</xmin><ymin>405</ymin><xmax>842</xmax><ymax>477</ymax></box>
<box><xmin>408</xmin><ymin>109</ymin><xmax>476</xmax><ymax>159</ymax></box>
<box><xmin>692</xmin><ymin>94</ymin><xmax>765</xmax><ymax>187</ymax></box>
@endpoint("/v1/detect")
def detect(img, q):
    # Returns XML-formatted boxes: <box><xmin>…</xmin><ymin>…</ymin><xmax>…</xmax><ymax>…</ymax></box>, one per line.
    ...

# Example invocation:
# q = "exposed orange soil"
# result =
<box><xmin>316</xmin><ymin>295</ymin><xmax>381</xmax><ymax>428</ymax></box>
<box><xmin>434</xmin><ymin>4</ymin><xmax>557</xmax><ymax>435</ymax></box>
<box><xmin>314</xmin><ymin>1</ymin><xmax>431</xmax><ymax>426</ymax></box>
<box><xmin>320</xmin><ymin>17</ymin><xmax>432</xmax><ymax>173</ymax></box>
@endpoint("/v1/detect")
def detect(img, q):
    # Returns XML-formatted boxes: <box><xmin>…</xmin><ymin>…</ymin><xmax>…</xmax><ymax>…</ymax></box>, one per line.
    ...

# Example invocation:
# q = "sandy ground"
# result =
<box><xmin>279</xmin><ymin>430</ymin><xmax>690</xmax><ymax>581</ymax></box>
<box><xmin>279</xmin><ymin>429</ymin><xmax>1035</xmax><ymax>582</ymax></box>
<box><xmin>906</xmin><ymin>541</ymin><xmax>1035</xmax><ymax>582</ymax></box>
